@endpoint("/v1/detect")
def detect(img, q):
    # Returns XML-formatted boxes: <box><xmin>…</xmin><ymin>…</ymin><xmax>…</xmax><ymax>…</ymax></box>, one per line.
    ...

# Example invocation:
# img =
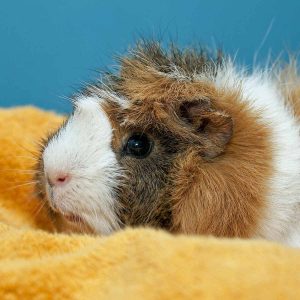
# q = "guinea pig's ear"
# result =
<box><xmin>179</xmin><ymin>99</ymin><xmax>233</xmax><ymax>158</ymax></box>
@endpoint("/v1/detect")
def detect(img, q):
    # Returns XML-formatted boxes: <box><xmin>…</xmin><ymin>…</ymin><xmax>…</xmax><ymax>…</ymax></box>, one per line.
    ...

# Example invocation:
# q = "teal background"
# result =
<box><xmin>0</xmin><ymin>0</ymin><xmax>299</xmax><ymax>112</ymax></box>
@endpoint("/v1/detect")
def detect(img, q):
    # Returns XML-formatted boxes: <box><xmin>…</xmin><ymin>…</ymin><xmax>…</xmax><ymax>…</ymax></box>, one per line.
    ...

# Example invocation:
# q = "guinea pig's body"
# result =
<box><xmin>36</xmin><ymin>42</ymin><xmax>300</xmax><ymax>246</ymax></box>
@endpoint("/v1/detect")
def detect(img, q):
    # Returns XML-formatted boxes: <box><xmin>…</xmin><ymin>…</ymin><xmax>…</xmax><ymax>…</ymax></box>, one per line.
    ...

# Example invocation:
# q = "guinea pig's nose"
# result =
<box><xmin>47</xmin><ymin>172</ymin><xmax>71</xmax><ymax>187</ymax></box>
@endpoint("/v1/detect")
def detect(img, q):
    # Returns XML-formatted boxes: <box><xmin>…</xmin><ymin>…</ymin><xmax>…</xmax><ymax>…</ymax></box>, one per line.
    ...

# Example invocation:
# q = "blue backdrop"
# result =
<box><xmin>0</xmin><ymin>0</ymin><xmax>299</xmax><ymax>112</ymax></box>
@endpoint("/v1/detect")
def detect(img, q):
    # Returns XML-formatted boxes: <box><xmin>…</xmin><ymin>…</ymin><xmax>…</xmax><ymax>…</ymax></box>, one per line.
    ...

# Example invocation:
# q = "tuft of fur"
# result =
<box><xmin>37</xmin><ymin>41</ymin><xmax>300</xmax><ymax>246</ymax></box>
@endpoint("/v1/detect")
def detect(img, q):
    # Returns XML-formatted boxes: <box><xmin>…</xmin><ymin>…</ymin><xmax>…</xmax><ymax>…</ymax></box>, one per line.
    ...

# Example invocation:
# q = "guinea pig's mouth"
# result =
<box><xmin>46</xmin><ymin>197</ymin><xmax>84</xmax><ymax>225</ymax></box>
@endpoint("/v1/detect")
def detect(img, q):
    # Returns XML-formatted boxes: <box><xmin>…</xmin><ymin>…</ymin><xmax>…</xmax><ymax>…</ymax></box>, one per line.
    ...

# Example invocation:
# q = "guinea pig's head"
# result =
<box><xmin>36</xmin><ymin>42</ymin><xmax>272</xmax><ymax>237</ymax></box>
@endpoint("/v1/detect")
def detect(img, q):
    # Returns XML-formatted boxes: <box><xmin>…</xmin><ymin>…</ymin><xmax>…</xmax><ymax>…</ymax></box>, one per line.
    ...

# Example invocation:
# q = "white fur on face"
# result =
<box><xmin>43</xmin><ymin>96</ymin><xmax>122</xmax><ymax>235</ymax></box>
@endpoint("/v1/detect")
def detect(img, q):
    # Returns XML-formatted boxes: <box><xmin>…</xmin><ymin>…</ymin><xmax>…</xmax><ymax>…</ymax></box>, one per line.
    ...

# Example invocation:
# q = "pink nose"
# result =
<box><xmin>47</xmin><ymin>173</ymin><xmax>71</xmax><ymax>187</ymax></box>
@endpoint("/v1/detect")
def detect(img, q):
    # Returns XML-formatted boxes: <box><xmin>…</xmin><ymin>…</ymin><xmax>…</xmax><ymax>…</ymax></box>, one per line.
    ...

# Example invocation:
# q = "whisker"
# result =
<box><xmin>0</xmin><ymin>169</ymin><xmax>41</xmax><ymax>174</ymax></box>
<box><xmin>59</xmin><ymin>95</ymin><xmax>74</xmax><ymax>105</ymax></box>
<box><xmin>32</xmin><ymin>201</ymin><xmax>47</xmax><ymax>219</ymax></box>
<box><xmin>11</xmin><ymin>123</ymin><xmax>47</xmax><ymax>150</ymax></box>
<box><xmin>10</xmin><ymin>140</ymin><xmax>40</xmax><ymax>157</ymax></box>
<box><xmin>15</xmin><ymin>155</ymin><xmax>39</xmax><ymax>161</ymax></box>
<box><xmin>6</xmin><ymin>181</ymin><xmax>39</xmax><ymax>191</ymax></box>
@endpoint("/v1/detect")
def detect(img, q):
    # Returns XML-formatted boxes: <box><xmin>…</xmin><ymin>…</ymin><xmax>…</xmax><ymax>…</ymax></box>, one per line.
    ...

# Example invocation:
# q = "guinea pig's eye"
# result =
<box><xmin>124</xmin><ymin>133</ymin><xmax>153</xmax><ymax>158</ymax></box>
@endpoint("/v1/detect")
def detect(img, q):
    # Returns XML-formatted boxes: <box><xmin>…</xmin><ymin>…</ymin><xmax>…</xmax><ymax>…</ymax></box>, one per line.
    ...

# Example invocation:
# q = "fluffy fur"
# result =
<box><xmin>37</xmin><ymin>42</ymin><xmax>300</xmax><ymax>246</ymax></box>
<box><xmin>41</xmin><ymin>97</ymin><xmax>121</xmax><ymax>234</ymax></box>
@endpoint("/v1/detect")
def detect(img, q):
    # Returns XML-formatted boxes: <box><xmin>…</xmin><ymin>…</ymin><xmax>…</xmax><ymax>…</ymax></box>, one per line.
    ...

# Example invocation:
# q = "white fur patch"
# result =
<box><xmin>43</xmin><ymin>96</ymin><xmax>121</xmax><ymax>235</ymax></box>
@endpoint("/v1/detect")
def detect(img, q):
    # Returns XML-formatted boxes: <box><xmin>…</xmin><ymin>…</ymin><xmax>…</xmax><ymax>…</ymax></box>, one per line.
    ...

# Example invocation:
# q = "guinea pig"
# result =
<box><xmin>35</xmin><ymin>41</ymin><xmax>300</xmax><ymax>246</ymax></box>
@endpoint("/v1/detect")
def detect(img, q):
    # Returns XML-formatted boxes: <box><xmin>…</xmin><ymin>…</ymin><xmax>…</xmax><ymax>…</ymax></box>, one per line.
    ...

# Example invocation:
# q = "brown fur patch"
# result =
<box><xmin>104</xmin><ymin>64</ymin><xmax>273</xmax><ymax>237</ymax></box>
<box><xmin>169</xmin><ymin>89</ymin><xmax>273</xmax><ymax>237</ymax></box>
<box><xmin>100</xmin><ymin>99</ymin><xmax>175</xmax><ymax>230</ymax></box>
<box><xmin>91</xmin><ymin>42</ymin><xmax>274</xmax><ymax>238</ymax></box>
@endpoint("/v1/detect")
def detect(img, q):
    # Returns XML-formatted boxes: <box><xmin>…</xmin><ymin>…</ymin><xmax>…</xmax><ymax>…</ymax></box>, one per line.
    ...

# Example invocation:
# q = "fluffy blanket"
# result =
<box><xmin>0</xmin><ymin>106</ymin><xmax>299</xmax><ymax>300</ymax></box>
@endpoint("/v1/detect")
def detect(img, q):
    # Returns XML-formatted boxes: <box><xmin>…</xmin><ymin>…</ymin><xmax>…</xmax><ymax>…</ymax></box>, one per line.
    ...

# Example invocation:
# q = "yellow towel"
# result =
<box><xmin>0</xmin><ymin>106</ymin><xmax>299</xmax><ymax>300</ymax></box>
